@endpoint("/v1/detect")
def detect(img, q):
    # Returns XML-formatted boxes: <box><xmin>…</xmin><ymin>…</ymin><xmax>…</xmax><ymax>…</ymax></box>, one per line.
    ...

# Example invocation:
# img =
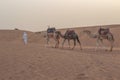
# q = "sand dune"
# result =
<box><xmin>0</xmin><ymin>25</ymin><xmax>120</xmax><ymax>80</ymax></box>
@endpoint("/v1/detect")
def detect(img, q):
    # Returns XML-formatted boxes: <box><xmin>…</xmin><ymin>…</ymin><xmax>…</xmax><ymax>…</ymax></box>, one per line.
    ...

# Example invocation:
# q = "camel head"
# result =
<box><xmin>55</xmin><ymin>31</ymin><xmax>65</xmax><ymax>38</ymax></box>
<box><xmin>55</xmin><ymin>31</ymin><xmax>61</xmax><ymax>35</ymax></box>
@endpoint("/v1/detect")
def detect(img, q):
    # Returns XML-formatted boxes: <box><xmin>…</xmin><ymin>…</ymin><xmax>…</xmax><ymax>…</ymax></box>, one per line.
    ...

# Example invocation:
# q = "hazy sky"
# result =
<box><xmin>0</xmin><ymin>0</ymin><xmax>120</xmax><ymax>31</ymax></box>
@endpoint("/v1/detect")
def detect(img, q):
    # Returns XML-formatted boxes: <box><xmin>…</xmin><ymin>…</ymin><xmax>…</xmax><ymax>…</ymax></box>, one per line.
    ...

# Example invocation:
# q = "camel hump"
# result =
<box><xmin>47</xmin><ymin>27</ymin><xmax>56</xmax><ymax>33</ymax></box>
<box><xmin>68</xmin><ymin>30</ymin><xmax>75</xmax><ymax>34</ymax></box>
<box><xmin>65</xmin><ymin>29</ymin><xmax>75</xmax><ymax>36</ymax></box>
<box><xmin>98</xmin><ymin>28</ymin><xmax>110</xmax><ymax>35</ymax></box>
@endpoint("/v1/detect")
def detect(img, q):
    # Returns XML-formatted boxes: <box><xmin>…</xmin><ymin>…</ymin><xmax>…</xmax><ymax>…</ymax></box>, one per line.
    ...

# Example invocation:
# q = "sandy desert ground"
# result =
<box><xmin>0</xmin><ymin>25</ymin><xmax>120</xmax><ymax>80</ymax></box>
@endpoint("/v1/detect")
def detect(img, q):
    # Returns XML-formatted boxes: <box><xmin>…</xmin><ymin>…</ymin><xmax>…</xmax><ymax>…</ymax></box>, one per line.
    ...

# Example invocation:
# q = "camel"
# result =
<box><xmin>46</xmin><ymin>28</ymin><xmax>60</xmax><ymax>48</ymax></box>
<box><xmin>55</xmin><ymin>30</ymin><xmax>82</xmax><ymax>50</ymax></box>
<box><xmin>83</xmin><ymin>29</ymin><xmax>114</xmax><ymax>51</ymax></box>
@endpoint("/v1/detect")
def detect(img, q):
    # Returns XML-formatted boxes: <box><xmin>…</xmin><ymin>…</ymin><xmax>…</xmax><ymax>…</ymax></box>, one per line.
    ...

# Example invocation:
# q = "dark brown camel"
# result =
<box><xmin>55</xmin><ymin>30</ymin><xmax>82</xmax><ymax>50</ymax></box>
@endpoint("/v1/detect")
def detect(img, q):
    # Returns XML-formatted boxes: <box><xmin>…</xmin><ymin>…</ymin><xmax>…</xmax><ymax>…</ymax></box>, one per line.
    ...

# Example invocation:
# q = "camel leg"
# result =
<box><xmin>110</xmin><ymin>45</ymin><xmax>113</xmax><ymax>51</ymax></box>
<box><xmin>54</xmin><ymin>37</ymin><xmax>58</xmax><ymax>48</ymax></box>
<box><xmin>55</xmin><ymin>42</ymin><xmax>58</xmax><ymax>48</ymax></box>
<box><xmin>79</xmin><ymin>42</ymin><xmax>82</xmax><ymax>50</ymax></box>
<box><xmin>96</xmin><ymin>38</ymin><xmax>106</xmax><ymax>51</ymax></box>
<box><xmin>46</xmin><ymin>37</ymin><xmax>49</xmax><ymax>45</ymax></box>
<box><xmin>56</xmin><ymin>40</ymin><xmax>60</xmax><ymax>48</ymax></box>
<box><xmin>76</xmin><ymin>37</ymin><xmax>82</xmax><ymax>50</ymax></box>
<box><xmin>55</xmin><ymin>39</ymin><xmax>58</xmax><ymax>48</ymax></box>
<box><xmin>95</xmin><ymin>38</ymin><xmax>100</xmax><ymax>51</ymax></box>
<box><xmin>68</xmin><ymin>39</ymin><xmax>70</xmax><ymax>48</ymax></box>
<box><xmin>104</xmin><ymin>33</ymin><xmax>114</xmax><ymax>51</ymax></box>
<box><xmin>54</xmin><ymin>37</ymin><xmax>56</xmax><ymax>48</ymax></box>
<box><xmin>107</xmin><ymin>34</ymin><xmax>114</xmax><ymax>51</ymax></box>
<box><xmin>62</xmin><ymin>39</ymin><xmax>66</xmax><ymax>48</ymax></box>
<box><xmin>99</xmin><ymin>39</ymin><xmax>107</xmax><ymax>51</ymax></box>
<box><xmin>58</xmin><ymin>40</ymin><xmax>60</xmax><ymax>48</ymax></box>
<box><xmin>110</xmin><ymin>41</ymin><xmax>113</xmax><ymax>51</ymax></box>
<box><xmin>72</xmin><ymin>39</ymin><xmax>76</xmax><ymax>49</ymax></box>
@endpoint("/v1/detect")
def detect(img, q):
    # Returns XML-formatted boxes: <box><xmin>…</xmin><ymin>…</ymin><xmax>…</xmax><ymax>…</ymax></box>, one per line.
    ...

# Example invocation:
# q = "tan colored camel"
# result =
<box><xmin>46</xmin><ymin>28</ymin><xmax>60</xmax><ymax>48</ymax></box>
<box><xmin>83</xmin><ymin>29</ymin><xmax>114</xmax><ymax>51</ymax></box>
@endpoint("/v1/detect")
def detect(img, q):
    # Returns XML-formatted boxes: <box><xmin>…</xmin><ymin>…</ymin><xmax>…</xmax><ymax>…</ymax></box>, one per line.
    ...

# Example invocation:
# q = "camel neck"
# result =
<box><xmin>59</xmin><ymin>32</ymin><xmax>64</xmax><ymax>38</ymax></box>
<box><xmin>85</xmin><ymin>31</ymin><xmax>98</xmax><ymax>38</ymax></box>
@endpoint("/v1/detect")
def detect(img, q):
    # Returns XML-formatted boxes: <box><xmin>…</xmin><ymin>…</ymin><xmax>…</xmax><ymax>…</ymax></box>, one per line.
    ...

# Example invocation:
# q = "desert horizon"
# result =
<box><xmin>1</xmin><ymin>24</ymin><xmax>120</xmax><ymax>32</ymax></box>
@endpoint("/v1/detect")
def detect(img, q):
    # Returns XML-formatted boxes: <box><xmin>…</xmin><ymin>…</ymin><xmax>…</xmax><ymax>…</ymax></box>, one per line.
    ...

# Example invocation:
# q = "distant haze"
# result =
<box><xmin>0</xmin><ymin>0</ymin><xmax>120</xmax><ymax>31</ymax></box>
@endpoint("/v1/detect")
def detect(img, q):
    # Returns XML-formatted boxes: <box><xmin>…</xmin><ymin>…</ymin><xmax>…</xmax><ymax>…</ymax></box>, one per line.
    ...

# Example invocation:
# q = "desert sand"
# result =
<box><xmin>0</xmin><ymin>25</ymin><xmax>120</xmax><ymax>80</ymax></box>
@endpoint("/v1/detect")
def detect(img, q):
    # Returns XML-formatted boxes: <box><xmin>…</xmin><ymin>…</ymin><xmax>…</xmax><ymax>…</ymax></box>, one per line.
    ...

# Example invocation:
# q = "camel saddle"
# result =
<box><xmin>98</xmin><ymin>28</ymin><xmax>110</xmax><ymax>35</ymax></box>
<box><xmin>65</xmin><ymin>30</ymin><xmax>75</xmax><ymax>36</ymax></box>
<box><xmin>47</xmin><ymin>27</ymin><xmax>56</xmax><ymax>33</ymax></box>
